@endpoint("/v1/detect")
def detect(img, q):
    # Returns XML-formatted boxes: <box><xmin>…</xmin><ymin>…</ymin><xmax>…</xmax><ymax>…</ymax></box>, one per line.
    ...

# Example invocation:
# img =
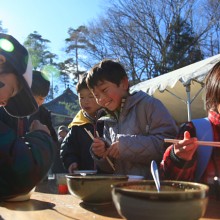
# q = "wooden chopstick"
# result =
<box><xmin>164</xmin><ymin>138</ymin><xmax>220</xmax><ymax>148</ymax></box>
<box><xmin>84</xmin><ymin>128</ymin><xmax>94</xmax><ymax>140</ymax></box>
<box><xmin>95</xmin><ymin>131</ymin><xmax>116</xmax><ymax>171</ymax></box>
<box><xmin>95</xmin><ymin>131</ymin><xmax>99</xmax><ymax>138</ymax></box>
<box><xmin>84</xmin><ymin>128</ymin><xmax>116</xmax><ymax>171</ymax></box>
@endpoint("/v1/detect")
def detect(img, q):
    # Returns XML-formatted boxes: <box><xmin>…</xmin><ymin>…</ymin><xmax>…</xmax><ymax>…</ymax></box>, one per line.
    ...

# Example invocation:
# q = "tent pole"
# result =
<box><xmin>185</xmin><ymin>84</ymin><xmax>192</xmax><ymax>121</ymax></box>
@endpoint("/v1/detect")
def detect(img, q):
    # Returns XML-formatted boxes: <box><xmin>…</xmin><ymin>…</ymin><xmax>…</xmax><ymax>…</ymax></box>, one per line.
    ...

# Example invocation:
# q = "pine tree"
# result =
<box><xmin>164</xmin><ymin>16</ymin><xmax>203</xmax><ymax>73</ymax></box>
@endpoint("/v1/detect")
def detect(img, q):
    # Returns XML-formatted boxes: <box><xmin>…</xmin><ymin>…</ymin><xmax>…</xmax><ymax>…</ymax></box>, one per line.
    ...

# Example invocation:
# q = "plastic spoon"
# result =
<box><xmin>151</xmin><ymin>160</ymin><xmax>160</xmax><ymax>192</ymax></box>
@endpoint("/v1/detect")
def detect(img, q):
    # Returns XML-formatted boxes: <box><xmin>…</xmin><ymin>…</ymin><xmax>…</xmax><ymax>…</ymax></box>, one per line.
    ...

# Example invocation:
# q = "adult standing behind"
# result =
<box><xmin>51</xmin><ymin>125</ymin><xmax>69</xmax><ymax>174</ymax></box>
<box><xmin>0</xmin><ymin>33</ymin><xmax>56</xmax><ymax>199</ymax></box>
<box><xmin>57</xmin><ymin>125</ymin><xmax>69</xmax><ymax>144</ymax></box>
<box><xmin>161</xmin><ymin>61</ymin><xmax>220</xmax><ymax>200</ymax></box>
<box><xmin>86</xmin><ymin>59</ymin><xmax>178</xmax><ymax>178</ymax></box>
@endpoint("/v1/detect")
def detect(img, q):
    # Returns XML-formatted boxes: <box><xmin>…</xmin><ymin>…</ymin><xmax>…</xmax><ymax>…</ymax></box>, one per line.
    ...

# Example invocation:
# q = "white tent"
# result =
<box><xmin>131</xmin><ymin>54</ymin><xmax>220</xmax><ymax>125</ymax></box>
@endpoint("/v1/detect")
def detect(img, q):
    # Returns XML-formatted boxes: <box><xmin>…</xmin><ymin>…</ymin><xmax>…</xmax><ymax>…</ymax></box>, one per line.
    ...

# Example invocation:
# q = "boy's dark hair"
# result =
<box><xmin>76</xmin><ymin>74</ymin><xmax>89</xmax><ymax>93</ymax></box>
<box><xmin>31</xmin><ymin>70</ymin><xmax>50</xmax><ymax>97</ymax></box>
<box><xmin>86</xmin><ymin>59</ymin><xmax>128</xmax><ymax>89</ymax></box>
<box><xmin>205</xmin><ymin>61</ymin><xmax>220</xmax><ymax>112</ymax></box>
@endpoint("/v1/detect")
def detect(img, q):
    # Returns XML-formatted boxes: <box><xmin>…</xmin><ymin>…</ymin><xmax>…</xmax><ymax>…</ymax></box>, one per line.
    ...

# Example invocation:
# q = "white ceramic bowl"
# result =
<box><xmin>111</xmin><ymin>180</ymin><xmax>209</xmax><ymax>220</ymax></box>
<box><xmin>6</xmin><ymin>187</ymin><xmax>36</xmax><ymax>202</ymax></box>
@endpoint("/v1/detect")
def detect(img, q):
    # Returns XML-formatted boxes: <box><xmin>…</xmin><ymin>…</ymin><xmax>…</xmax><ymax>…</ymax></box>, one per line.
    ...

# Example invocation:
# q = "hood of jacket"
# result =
<box><xmin>68</xmin><ymin>110</ymin><xmax>91</xmax><ymax>128</ymax></box>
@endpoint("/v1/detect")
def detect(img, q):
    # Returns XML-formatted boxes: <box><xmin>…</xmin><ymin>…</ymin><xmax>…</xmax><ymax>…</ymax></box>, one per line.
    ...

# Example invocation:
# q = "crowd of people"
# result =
<box><xmin>0</xmin><ymin>33</ymin><xmax>219</xmax><ymax>201</ymax></box>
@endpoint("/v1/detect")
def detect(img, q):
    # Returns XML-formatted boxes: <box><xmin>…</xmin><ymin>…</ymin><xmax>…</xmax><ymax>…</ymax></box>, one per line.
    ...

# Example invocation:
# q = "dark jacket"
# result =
<box><xmin>60</xmin><ymin>110</ymin><xmax>104</xmax><ymax>171</ymax></box>
<box><xmin>0</xmin><ymin>106</ymin><xmax>58</xmax><ymax>143</ymax></box>
<box><xmin>0</xmin><ymin>116</ymin><xmax>56</xmax><ymax>199</ymax></box>
<box><xmin>28</xmin><ymin>105</ymin><xmax>58</xmax><ymax>143</ymax></box>
<box><xmin>29</xmin><ymin>106</ymin><xmax>65</xmax><ymax>173</ymax></box>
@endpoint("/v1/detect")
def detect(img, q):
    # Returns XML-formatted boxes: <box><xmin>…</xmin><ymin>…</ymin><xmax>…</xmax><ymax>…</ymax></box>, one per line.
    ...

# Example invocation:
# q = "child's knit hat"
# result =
<box><xmin>0</xmin><ymin>33</ymin><xmax>38</xmax><ymax>117</ymax></box>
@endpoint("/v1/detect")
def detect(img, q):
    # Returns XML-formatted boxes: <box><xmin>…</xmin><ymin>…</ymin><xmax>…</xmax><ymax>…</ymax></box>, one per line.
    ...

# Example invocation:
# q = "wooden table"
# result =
<box><xmin>0</xmin><ymin>179</ymin><xmax>219</xmax><ymax>220</ymax></box>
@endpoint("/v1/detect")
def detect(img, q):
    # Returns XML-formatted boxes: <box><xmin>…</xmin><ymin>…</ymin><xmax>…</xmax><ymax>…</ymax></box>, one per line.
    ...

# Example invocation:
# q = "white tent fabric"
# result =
<box><xmin>131</xmin><ymin>54</ymin><xmax>220</xmax><ymax>125</ymax></box>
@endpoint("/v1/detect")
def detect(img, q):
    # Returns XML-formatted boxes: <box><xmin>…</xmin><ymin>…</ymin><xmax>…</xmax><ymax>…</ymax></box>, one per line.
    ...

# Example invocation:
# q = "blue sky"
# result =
<box><xmin>0</xmin><ymin>0</ymin><xmax>106</xmax><ymax>60</ymax></box>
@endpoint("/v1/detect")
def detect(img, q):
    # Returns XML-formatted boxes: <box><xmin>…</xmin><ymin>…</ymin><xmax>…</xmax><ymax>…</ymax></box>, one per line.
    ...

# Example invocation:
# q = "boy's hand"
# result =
<box><xmin>30</xmin><ymin>120</ymin><xmax>50</xmax><ymax>135</ymax></box>
<box><xmin>103</xmin><ymin>141</ymin><xmax>120</xmax><ymax>159</ymax></box>
<box><xmin>174</xmin><ymin>131</ymin><xmax>198</xmax><ymax>161</ymax></box>
<box><xmin>68</xmin><ymin>162</ymin><xmax>78</xmax><ymax>174</ymax></box>
<box><xmin>91</xmin><ymin>138</ymin><xmax>106</xmax><ymax>157</ymax></box>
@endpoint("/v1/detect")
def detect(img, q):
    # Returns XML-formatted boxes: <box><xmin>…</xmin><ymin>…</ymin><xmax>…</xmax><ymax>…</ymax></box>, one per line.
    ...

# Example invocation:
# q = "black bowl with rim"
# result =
<box><xmin>111</xmin><ymin>180</ymin><xmax>209</xmax><ymax>220</ymax></box>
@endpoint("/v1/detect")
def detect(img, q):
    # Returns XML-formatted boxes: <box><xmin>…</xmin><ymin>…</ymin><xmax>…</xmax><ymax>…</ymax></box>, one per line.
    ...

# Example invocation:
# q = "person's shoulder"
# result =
<box><xmin>132</xmin><ymin>90</ymin><xmax>157</xmax><ymax>102</ymax></box>
<box><xmin>178</xmin><ymin>121</ymin><xmax>196</xmax><ymax>138</ymax></box>
<box><xmin>180</xmin><ymin>121</ymin><xmax>194</xmax><ymax>130</ymax></box>
<box><xmin>66</xmin><ymin>123</ymin><xmax>91</xmax><ymax>140</ymax></box>
<box><xmin>131</xmin><ymin>90</ymin><xmax>159</xmax><ymax>107</ymax></box>
<box><xmin>137</xmin><ymin>91</ymin><xmax>168</xmax><ymax>109</ymax></box>
<box><xmin>38</xmin><ymin>105</ymin><xmax>51</xmax><ymax>117</ymax></box>
<box><xmin>39</xmin><ymin>105</ymin><xmax>50</xmax><ymax>113</ymax></box>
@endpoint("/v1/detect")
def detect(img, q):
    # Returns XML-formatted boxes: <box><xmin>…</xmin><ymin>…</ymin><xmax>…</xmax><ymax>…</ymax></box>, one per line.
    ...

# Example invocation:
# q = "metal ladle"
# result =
<box><xmin>151</xmin><ymin>160</ymin><xmax>161</xmax><ymax>192</ymax></box>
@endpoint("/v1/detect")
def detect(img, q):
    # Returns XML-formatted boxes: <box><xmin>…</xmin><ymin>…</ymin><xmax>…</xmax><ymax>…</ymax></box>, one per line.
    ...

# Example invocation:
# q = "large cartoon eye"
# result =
<box><xmin>0</xmin><ymin>39</ymin><xmax>14</xmax><ymax>52</ymax></box>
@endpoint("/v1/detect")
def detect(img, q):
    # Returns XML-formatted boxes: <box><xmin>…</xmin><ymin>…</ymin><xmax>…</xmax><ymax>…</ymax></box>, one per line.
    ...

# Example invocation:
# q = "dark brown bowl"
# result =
<box><xmin>111</xmin><ymin>180</ymin><xmax>209</xmax><ymax>220</ymax></box>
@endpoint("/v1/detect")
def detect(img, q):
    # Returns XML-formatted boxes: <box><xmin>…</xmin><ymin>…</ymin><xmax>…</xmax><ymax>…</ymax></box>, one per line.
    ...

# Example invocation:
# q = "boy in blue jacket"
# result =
<box><xmin>0</xmin><ymin>33</ymin><xmax>56</xmax><ymax>199</ymax></box>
